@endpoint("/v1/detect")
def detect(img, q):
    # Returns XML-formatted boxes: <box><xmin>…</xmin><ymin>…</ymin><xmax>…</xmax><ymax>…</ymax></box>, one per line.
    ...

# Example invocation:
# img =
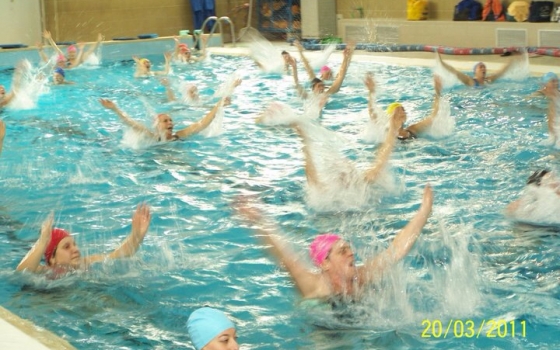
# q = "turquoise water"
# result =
<box><xmin>0</xmin><ymin>53</ymin><xmax>559</xmax><ymax>349</ymax></box>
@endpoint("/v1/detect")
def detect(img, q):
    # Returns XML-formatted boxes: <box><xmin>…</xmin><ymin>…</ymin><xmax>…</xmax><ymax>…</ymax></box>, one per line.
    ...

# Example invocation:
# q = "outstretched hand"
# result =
<box><xmin>364</xmin><ymin>72</ymin><xmax>375</xmax><ymax>93</ymax></box>
<box><xmin>99</xmin><ymin>98</ymin><xmax>117</xmax><ymax>110</ymax></box>
<box><xmin>433</xmin><ymin>75</ymin><xmax>442</xmax><ymax>96</ymax></box>
<box><xmin>40</xmin><ymin>212</ymin><xmax>55</xmax><ymax>244</ymax></box>
<box><xmin>131</xmin><ymin>203</ymin><xmax>151</xmax><ymax>241</ymax></box>
<box><xmin>420</xmin><ymin>184</ymin><xmax>434</xmax><ymax>214</ymax></box>
<box><xmin>43</xmin><ymin>30</ymin><xmax>52</xmax><ymax>39</ymax></box>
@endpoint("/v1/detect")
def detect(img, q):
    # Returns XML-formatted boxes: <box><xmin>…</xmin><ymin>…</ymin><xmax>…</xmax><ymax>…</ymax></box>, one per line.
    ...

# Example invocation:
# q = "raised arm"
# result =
<box><xmin>543</xmin><ymin>87</ymin><xmax>559</xmax><ymax>142</ymax></box>
<box><xmin>99</xmin><ymin>98</ymin><xmax>155</xmax><ymax>137</ymax></box>
<box><xmin>234</xmin><ymin>197</ymin><xmax>321</xmax><ymax>297</ymax></box>
<box><xmin>43</xmin><ymin>30</ymin><xmax>64</xmax><ymax>56</ymax></box>
<box><xmin>0</xmin><ymin>120</ymin><xmax>5</xmax><ymax>156</ymax></box>
<box><xmin>16</xmin><ymin>212</ymin><xmax>53</xmax><ymax>272</ymax></box>
<box><xmin>153</xmin><ymin>52</ymin><xmax>171</xmax><ymax>75</ymax></box>
<box><xmin>364</xmin><ymin>72</ymin><xmax>378</xmax><ymax>121</ymax></box>
<box><xmin>160</xmin><ymin>78</ymin><xmax>177</xmax><ymax>102</ymax></box>
<box><xmin>435</xmin><ymin>52</ymin><xmax>474</xmax><ymax>86</ymax></box>
<box><xmin>363</xmin><ymin>105</ymin><xmax>403</xmax><ymax>183</ymax></box>
<box><xmin>289</xmin><ymin>59</ymin><xmax>307</xmax><ymax>99</ymax></box>
<box><xmin>86</xmin><ymin>203</ymin><xmax>151</xmax><ymax>265</ymax></box>
<box><xmin>81</xmin><ymin>33</ymin><xmax>103</xmax><ymax>62</ymax></box>
<box><xmin>294</xmin><ymin>40</ymin><xmax>317</xmax><ymax>81</ymax></box>
<box><xmin>326</xmin><ymin>42</ymin><xmax>355</xmax><ymax>95</ymax></box>
<box><xmin>359</xmin><ymin>184</ymin><xmax>433</xmax><ymax>284</ymax></box>
<box><xmin>486</xmin><ymin>52</ymin><xmax>525</xmax><ymax>83</ymax></box>
<box><xmin>406</xmin><ymin>75</ymin><xmax>442</xmax><ymax>135</ymax></box>
<box><xmin>175</xmin><ymin>79</ymin><xmax>241</xmax><ymax>138</ymax></box>
<box><xmin>36</xmin><ymin>41</ymin><xmax>49</xmax><ymax>62</ymax></box>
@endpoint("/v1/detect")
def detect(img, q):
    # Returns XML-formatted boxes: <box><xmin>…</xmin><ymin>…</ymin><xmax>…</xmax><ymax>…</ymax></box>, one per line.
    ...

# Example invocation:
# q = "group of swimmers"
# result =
<box><xmin>1</xmin><ymin>34</ymin><xmax>559</xmax><ymax>349</ymax></box>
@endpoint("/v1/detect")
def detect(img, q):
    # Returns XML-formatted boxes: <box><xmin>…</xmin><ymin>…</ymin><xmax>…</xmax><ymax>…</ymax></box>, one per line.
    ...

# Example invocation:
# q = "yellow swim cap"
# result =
<box><xmin>386</xmin><ymin>102</ymin><xmax>402</xmax><ymax>116</ymax></box>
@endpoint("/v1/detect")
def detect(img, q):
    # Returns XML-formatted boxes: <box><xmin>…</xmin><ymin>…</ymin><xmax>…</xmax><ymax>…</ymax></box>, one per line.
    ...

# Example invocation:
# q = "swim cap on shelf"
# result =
<box><xmin>309</xmin><ymin>233</ymin><xmax>341</xmax><ymax>266</ymax></box>
<box><xmin>44</xmin><ymin>228</ymin><xmax>70</xmax><ymax>264</ymax></box>
<box><xmin>187</xmin><ymin>307</ymin><xmax>235</xmax><ymax>350</ymax></box>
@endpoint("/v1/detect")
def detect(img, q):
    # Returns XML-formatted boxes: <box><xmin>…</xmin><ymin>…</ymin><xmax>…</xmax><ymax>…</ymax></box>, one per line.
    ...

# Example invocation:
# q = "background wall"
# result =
<box><xmin>0</xmin><ymin>0</ymin><xmax>42</xmax><ymax>45</ymax></box>
<box><xmin>42</xmin><ymin>0</ymin><xmax>251</xmax><ymax>42</ymax></box>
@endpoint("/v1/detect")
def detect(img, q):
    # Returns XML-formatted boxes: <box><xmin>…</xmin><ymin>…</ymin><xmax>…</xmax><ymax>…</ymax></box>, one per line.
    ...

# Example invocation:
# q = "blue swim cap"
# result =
<box><xmin>54</xmin><ymin>67</ymin><xmax>65</xmax><ymax>78</ymax></box>
<box><xmin>542</xmin><ymin>72</ymin><xmax>558</xmax><ymax>84</ymax></box>
<box><xmin>187</xmin><ymin>307</ymin><xmax>235</xmax><ymax>350</ymax></box>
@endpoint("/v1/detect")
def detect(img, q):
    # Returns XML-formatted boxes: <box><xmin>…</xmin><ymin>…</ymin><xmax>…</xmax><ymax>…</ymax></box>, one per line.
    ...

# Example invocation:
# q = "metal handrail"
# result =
<box><xmin>195</xmin><ymin>16</ymin><xmax>236</xmax><ymax>49</ymax></box>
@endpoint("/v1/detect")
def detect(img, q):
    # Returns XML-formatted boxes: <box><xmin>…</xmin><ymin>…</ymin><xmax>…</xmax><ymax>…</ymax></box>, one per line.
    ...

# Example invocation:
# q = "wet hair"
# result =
<box><xmin>527</xmin><ymin>169</ymin><xmax>550</xmax><ymax>186</ymax></box>
<box><xmin>281</xmin><ymin>50</ymin><xmax>288</xmax><ymax>55</ymax></box>
<box><xmin>311</xmin><ymin>78</ymin><xmax>323</xmax><ymax>89</ymax></box>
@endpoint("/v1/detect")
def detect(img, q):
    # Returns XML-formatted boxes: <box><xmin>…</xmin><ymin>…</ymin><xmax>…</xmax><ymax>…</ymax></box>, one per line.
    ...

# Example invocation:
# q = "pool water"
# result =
<box><xmin>0</xmin><ymin>52</ymin><xmax>559</xmax><ymax>349</ymax></box>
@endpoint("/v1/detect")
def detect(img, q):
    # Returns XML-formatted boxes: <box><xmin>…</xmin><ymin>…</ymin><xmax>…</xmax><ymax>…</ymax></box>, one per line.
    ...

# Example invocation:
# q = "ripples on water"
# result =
<box><xmin>0</xmin><ymin>54</ymin><xmax>558</xmax><ymax>349</ymax></box>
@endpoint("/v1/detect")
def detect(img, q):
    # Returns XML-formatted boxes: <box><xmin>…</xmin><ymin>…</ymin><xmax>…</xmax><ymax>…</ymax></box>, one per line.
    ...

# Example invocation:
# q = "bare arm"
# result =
<box><xmin>486</xmin><ymin>53</ymin><xmax>524</xmax><ymax>83</ymax></box>
<box><xmin>0</xmin><ymin>120</ymin><xmax>5</xmax><ymax>155</ymax></box>
<box><xmin>436</xmin><ymin>52</ymin><xmax>474</xmax><ymax>87</ymax></box>
<box><xmin>175</xmin><ymin>79</ymin><xmax>241</xmax><ymax>138</ymax></box>
<box><xmin>153</xmin><ymin>52</ymin><xmax>171</xmax><ymax>76</ymax></box>
<box><xmin>326</xmin><ymin>42</ymin><xmax>355</xmax><ymax>95</ymax></box>
<box><xmin>160</xmin><ymin>78</ymin><xmax>177</xmax><ymax>102</ymax></box>
<box><xmin>99</xmin><ymin>98</ymin><xmax>155</xmax><ymax>137</ymax></box>
<box><xmin>81</xmin><ymin>33</ymin><xmax>103</xmax><ymax>62</ymax></box>
<box><xmin>406</xmin><ymin>75</ymin><xmax>442</xmax><ymax>135</ymax></box>
<box><xmin>290</xmin><ymin>59</ymin><xmax>307</xmax><ymax>99</ymax></box>
<box><xmin>37</xmin><ymin>41</ymin><xmax>49</xmax><ymax>62</ymax></box>
<box><xmin>359</xmin><ymin>184</ymin><xmax>433</xmax><ymax>284</ymax></box>
<box><xmin>363</xmin><ymin>107</ymin><xmax>402</xmax><ymax>183</ymax></box>
<box><xmin>86</xmin><ymin>203</ymin><xmax>151</xmax><ymax>265</ymax></box>
<box><xmin>294</xmin><ymin>40</ymin><xmax>317</xmax><ymax>81</ymax></box>
<box><xmin>43</xmin><ymin>30</ymin><xmax>64</xmax><ymax>56</ymax></box>
<box><xmin>364</xmin><ymin>72</ymin><xmax>377</xmax><ymax>120</ymax></box>
<box><xmin>16</xmin><ymin>213</ymin><xmax>53</xmax><ymax>272</ymax></box>
<box><xmin>234</xmin><ymin>197</ymin><xmax>322</xmax><ymax>297</ymax></box>
<box><xmin>543</xmin><ymin>88</ymin><xmax>559</xmax><ymax>141</ymax></box>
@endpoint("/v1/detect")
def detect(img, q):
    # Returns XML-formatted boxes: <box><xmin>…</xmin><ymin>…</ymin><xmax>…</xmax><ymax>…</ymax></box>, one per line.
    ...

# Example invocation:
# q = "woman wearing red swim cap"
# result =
<box><xmin>234</xmin><ymin>185</ymin><xmax>432</xmax><ymax>299</ymax></box>
<box><xmin>16</xmin><ymin>203</ymin><xmax>151</xmax><ymax>273</ymax></box>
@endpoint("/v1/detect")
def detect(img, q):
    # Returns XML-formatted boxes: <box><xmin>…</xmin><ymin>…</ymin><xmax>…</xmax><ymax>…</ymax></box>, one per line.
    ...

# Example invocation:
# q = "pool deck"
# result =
<box><xmin>1</xmin><ymin>38</ymin><xmax>558</xmax><ymax>349</ymax></box>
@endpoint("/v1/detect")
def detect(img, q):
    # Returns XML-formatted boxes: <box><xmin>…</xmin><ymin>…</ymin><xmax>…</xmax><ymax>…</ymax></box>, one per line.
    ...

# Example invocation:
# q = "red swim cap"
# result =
<box><xmin>44</xmin><ymin>228</ymin><xmax>70</xmax><ymax>265</ymax></box>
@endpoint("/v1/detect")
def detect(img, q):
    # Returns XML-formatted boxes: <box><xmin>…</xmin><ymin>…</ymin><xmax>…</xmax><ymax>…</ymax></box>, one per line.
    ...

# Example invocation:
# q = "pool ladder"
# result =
<box><xmin>196</xmin><ymin>16</ymin><xmax>236</xmax><ymax>49</ymax></box>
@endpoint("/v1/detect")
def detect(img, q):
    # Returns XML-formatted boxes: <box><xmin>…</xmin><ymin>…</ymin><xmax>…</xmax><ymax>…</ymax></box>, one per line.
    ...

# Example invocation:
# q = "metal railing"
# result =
<box><xmin>195</xmin><ymin>16</ymin><xmax>236</xmax><ymax>49</ymax></box>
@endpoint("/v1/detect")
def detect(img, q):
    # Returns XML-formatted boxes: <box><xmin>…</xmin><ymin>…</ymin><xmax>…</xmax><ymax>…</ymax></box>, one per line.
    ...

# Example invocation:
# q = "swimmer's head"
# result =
<box><xmin>309</xmin><ymin>233</ymin><xmax>341</xmax><ymax>266</ymax></box>
<box><xmin>319</xmin><ymin>65</ymin><xmax>333</xmax><ymax>80</ymax></box>
<box><xmin>183</xmin><ymin>83</ymin><xmax>199</xmax><ymax>101</ymax></box>
<box><xmin>155</xmin><ymin>113</ymin><xmax>174</xmax><ymax>139</ymax></box>
<box><xmin>178</xmin><ymin>43</ymin><xmax>190</xmax><ymax>53</ymax></box>
<box><xmin>187</xmin><ymin>307</ymin><xmax>238</xmax><ymax>350</ymax></box>
<box><xmin>281</xmin><ymin>50</ymin><xmax>290</xmax><ymax>62</ymax></box>
<box><xmin>473</xmin><ymin>62</ymin><xmax>486</xmax><ymax>76</ymax></box>
<box><xmin>53</xmin><ymin>67</ymin><xmax>65</xmax><ymax>84</ymax></box>
<box><xmin>45</xmin><ymin>228</ymin><xmax>71</xmax><ymax>265</ymax></box>
<box><xmin>527</xmin><ymin>169</ymin><xmax>551</xmax><ymax>186</ymax></box>
<box><xmin>56</xmin><ymin>54</ymin><xmax>67</xmax><ymax>67</ymax></box>
<box><xmin>386</xmin><ymin>102</ymin><xmax>403</xmax><ymax>116</ymax></box>
<box><xmin>311</xmin><ymin>77</ymin><xmax>325</xmax><ymax>93</ymax></box>
<box><xmin>66</xmin><ymin>45</ymin><xmax>77</xmax><ymax>59</ymax></box>
<box><xmin>139</xmin><ymin>58</ymin><xmax>151</xmax><ymax>69</ymax></box>
<box><xmin>542</xmin><ymin>72</ymin><xmax>559</xmax><ymax>91</ymax></box>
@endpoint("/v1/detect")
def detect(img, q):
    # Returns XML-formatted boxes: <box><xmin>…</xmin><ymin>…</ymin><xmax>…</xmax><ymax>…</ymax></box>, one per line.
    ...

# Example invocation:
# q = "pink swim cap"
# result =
<box><xmin>56</xmin><ymin>54</ymin><xmax>67</xmax><ymax>62</ymax></box>
<box><xmin>178</xmin><ymin>43</ymin><xmax>189</xmax><ymax>52</ymax></box>
<box><xmin>309</xmin><ymin>233</ymin><xmax>341</xmax><ymax>266</ymax></box>
<box><xmin>67</xmin><ymin>45</ymin><xmax>77</xmax><ymax>53</ymax></box>
<box><xmin>320</xmin><ymin>65</ymin><xmax>331</xmax><ymax>74</ymax></box>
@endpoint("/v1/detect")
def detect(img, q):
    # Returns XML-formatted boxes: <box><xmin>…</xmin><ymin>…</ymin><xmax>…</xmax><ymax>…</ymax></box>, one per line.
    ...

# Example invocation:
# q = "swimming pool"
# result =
<box><xmin>0</xmin><ymin>49</ymin><xmax>559</xmax><ymax>349</ymax></box>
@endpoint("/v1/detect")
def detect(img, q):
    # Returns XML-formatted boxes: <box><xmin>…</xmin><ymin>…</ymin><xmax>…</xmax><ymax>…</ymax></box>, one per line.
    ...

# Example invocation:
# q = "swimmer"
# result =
<box><xmin>291</xmin><ymin>42</ymin><xmax>355</xmax><ymax>99</ymax></box>
<box><xmin>132</xmin><ymin>52</ymin><xmax>171</xmax><ymax>78</ymax></box>
<box><xmin>235</xmin><ymin>184</ymin><xmax>433</xmax><ymax>299</ymax></box>
<box><xmin>41</xmin><ymin>30</ymin><xmax>102</xmax><ymax>68</ymax></box>
<box><xmin>52</xmin><ymin>67</ymin><xmax>74</xmax><ymax>85</ymax></box>
<box><xmin>436</xmin><ymin>51</ymin><xmax>524</xmax><ymax>87</ymax></box>
<box><xmin>294</xmin><ymin>40</ymin><xmax>334</xmax><ymax>81</ymax></box>
<box><xmin>173</xmin><ymin>36</ymin><xmax>207</xmax><ymax>63</ymax></box>
<box><xmin>99</xmin><ymin>79</ymin><xmax>241</xmax><ymax>141</ymax></box>
<box><xmin>187</xmin><ymin>307</ymin><xmax>239</xmax><ymax>350</ymax></box>
<box><xmin>506</xmin><ymin>169</ymin><xmax>560</xmax><ymax>215</ymax></box>
<box><xmin>160</xmin><ymin>78</ymin><xmax>200</xmax><ymax>104</ymax></box>
<box><xmin>0</xmin><ymin>62</ymin><xmax>24</xmax><ymax>109</ymax></box>
<box><xmin>16</xmin><ymin>203</ymin><xmax>151</xmax><ymax>273</ymax></box>
<box><xmin>383</xmin><ymin>74</ymin><xmax>443</xmax><ymax>140</ymax></box>
<box><xmin>0</xmin><ymin>84</ymin><xmax>16</xmax><ymax>109</ymax></box>
<box><xmin>537</xmin><ymin>72</ymin><xmax>559</xmax><ymax>96</ymax></box>
<box><xmin>0</xmin><ymin>120</ymin><xmax>5</xmax><ymax>156</ymax></box>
